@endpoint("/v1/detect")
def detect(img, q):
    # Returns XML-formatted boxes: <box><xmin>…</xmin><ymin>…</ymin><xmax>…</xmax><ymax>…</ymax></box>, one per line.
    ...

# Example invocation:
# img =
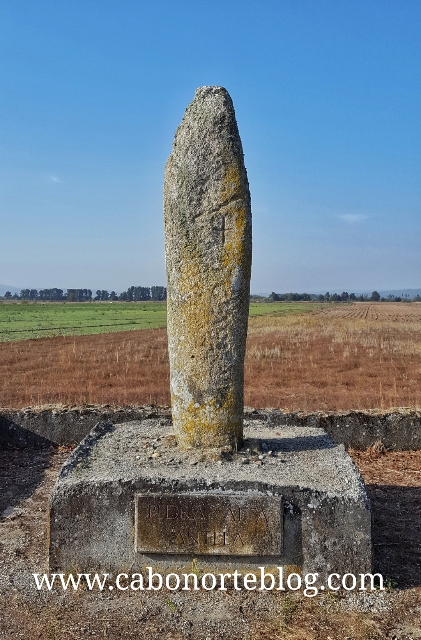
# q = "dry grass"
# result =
<box><xmin>244</xmin><ymin>303</ymin><xmax>421</xmax><ymax>411</ymax></box>
<box><xmin>1</xmin><ymin>303</ymin><xmax>421</xmax><ymax>411</ymax></box>
<box><xmin>0</xmin><ymin>328</ymin><xmax>171</xmax><ymax>408</ymax></box>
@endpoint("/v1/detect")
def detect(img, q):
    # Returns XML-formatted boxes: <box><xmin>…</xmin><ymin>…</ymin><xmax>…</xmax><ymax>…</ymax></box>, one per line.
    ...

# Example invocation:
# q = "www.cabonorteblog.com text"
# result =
<box><xmin>33</xmin><ymin>568</ymin><xmax>384</xmax><ymax>597</ymax></box>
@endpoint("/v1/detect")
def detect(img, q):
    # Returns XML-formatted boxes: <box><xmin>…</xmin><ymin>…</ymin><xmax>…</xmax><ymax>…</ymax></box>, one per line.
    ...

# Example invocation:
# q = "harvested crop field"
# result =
<box><xmin>245</xmin><ymin>302</ymin><xmax>421</xmax><ymax>411</ymax></box>
<box><xmin>1</xmin><ymin>303</ymin><xmax>420</xmax><ymax>411</ymax></box>
<box><xmin>318</xmin><ymin>301</ymin><xmax>421</xmax><ymax>321</ymax></box>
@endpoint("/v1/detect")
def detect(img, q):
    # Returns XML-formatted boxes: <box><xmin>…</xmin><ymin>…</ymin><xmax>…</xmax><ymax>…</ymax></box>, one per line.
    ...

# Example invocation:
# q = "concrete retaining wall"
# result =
<box><xmin>0</xmin><ymin>406</ymin><xmax>171</xmax><ymax>449</ymax></box>
<box><xmin>260</xmin><ymin>408</ymin><xmax>421</xmax><ymax>451</ymax></box>
<box><xmin>1</xmin><ymin>405</ymin><xmax>420</xmax><ymax>450</ymax></box>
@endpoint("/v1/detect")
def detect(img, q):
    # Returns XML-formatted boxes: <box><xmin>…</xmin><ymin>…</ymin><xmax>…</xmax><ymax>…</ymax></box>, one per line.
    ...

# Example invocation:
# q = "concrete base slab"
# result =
<box><xmin>49</xmin><ymin>419</ymin><xmax>372</xmax><ymax>579</ymax></box>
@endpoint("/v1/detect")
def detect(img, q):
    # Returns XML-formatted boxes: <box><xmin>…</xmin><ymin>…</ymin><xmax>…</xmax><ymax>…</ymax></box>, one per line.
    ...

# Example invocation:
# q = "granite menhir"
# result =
<box><xmin>164</xmin><ymin>86</ymin><xmax>252</xmax><ymax>449</ymax></box>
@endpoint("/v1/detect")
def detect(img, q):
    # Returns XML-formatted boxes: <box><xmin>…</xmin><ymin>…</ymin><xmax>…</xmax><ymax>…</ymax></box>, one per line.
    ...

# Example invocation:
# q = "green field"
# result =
<box><xmin>249</xmin><ymin>302</ymin><xmax>325</xmax><ymax>317</ymax></box>
<box><xmin>0</xmin><ymin>302</ymin><xmax>167</xmax><ymax>342</ymax></box>
<box><xmin>0</xmin><ymin>300</ymin><xmax>326</xmax><ymax>342</ymax></box>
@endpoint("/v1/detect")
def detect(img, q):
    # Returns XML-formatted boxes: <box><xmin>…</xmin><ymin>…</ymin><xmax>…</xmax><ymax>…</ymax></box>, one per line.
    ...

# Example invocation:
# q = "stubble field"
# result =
<box><xmin>1</xmin><ymin>302</ymin><xmax>420</xmax><ymax>411</ymax></box>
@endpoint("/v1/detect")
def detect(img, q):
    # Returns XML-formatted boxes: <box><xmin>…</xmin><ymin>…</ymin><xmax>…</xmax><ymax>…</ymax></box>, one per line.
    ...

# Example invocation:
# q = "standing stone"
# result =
<box><xmin>48</xmin><ymin>88</ymin><xmax>371</xmax><ymax>581</ymax></box>
<box><xmin>164</xmin><ymin>86</ymin><xmax>252</xmax><ymax>449</ymax></box>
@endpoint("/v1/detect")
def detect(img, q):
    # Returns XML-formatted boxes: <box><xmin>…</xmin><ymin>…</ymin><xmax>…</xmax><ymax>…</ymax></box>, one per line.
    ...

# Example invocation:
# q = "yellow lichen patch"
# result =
<box><xmin>222</xmin><ymin>205</ymin><xmax>247</xmax><ymax>266</ymax></box>
<box><xmin>173</xmin><ymin>245</ymin><xmax>214</xmax><ymax>357</ymax></box>
<box><xmin>174</xmin><ymin>388</ymin><xmax>242</xmax><ymax>449</ymax></box>
<box><xmin>217</xmin><ymin>163</ymin><xmax>250</xmax><ymax>296</ymax></box>
<box><xmin>219</xmin><ymin>206</ymin><xmax>247</xmax><ymax>296</ymax></box>
<box><xmin>220</xmin><ymin>162</ymin><xmax>243</xmax><ymax>203</ymax></box>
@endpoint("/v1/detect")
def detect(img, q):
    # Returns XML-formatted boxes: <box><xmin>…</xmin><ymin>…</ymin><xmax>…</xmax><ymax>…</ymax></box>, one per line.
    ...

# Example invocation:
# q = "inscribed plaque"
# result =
<box><xmin>135</xmin><ymin>493</ymin><xmax>282</xmax><ymax>556</ymax></box>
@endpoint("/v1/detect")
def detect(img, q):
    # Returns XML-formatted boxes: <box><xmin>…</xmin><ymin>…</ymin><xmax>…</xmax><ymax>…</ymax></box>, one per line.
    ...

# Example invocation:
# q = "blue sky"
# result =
<box><xmin>1</xmin><ymin>0</ymin><xmax>420</xmax><ymax>293</ymax></box>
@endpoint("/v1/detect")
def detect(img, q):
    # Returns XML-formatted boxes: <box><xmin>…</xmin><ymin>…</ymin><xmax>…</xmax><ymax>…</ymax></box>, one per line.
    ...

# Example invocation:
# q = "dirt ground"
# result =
<box><xmin>0</xmin><ymin>446</ymin><xmax>420</xmax><ymax>639</ymax></box>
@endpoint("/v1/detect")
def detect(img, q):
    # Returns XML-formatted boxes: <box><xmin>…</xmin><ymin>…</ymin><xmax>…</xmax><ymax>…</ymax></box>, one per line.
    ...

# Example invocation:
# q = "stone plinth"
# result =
<box><xmin>49</xmin><ymin>420</ymin><xmax>371</xmax><ymax>578</ymax></box>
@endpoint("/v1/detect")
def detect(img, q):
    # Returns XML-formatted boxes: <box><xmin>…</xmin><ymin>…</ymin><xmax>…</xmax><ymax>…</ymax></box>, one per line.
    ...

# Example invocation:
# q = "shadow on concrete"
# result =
<box><xmin>244</xmin><ymin>435</ymin><xmax>336</xmax><ymax>453</ymax></box>
<box><xmin>0</xmin><ymin>449</ymin><xmax>55</xmax><ymax>518</ymax></box>
<box><xmin>0</xmin><ymin>416</ymin><xmax>53</xmax><ymax>450</ymax></box>
<box><xmin>368</xmin><ymin>483</ymin><xmax>421</xmax><ymax>588</ymax></box>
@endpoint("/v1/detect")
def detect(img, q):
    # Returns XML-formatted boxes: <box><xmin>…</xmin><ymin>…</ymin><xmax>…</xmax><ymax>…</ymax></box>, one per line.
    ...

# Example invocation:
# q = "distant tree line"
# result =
<box><xmin>118</xmin><ymin>286</ymin><xmax>167</xmax><ymax>301</ymax></box>
<box><xmin>3</xmin><ymin>288</ymin><xmax>71</xmax><ymax>301</ymax></box>
<box><xmin>3</xmin><ymin>287</ymin><xmax>419</xmax><ymax>303</ymax></box>
<box><xmin>1</xmin><ymin>286</ymin><xmax>167</xmax><ymax>302</ymax></box>
<box><xmin>266</xmin><ymin>291</ymin><xmax>420</xmax><ymax>303</ymax></box>
<box><xmin>315</xmin><ymin>292</ymin><xmax>379</xmax><ymax>302</ymax></box>
<box><xmin>267</xmin><ymin>292</ymin><xmax>315</xmax><ymax>302</ymax></box>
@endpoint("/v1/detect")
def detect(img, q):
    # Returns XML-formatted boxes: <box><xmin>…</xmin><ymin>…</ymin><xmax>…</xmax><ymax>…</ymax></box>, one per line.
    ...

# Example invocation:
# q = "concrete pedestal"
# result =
<box><xmin>49</xmin><ymin>419</ymin><xmax>371</xmax><ymax>579</ymax></box>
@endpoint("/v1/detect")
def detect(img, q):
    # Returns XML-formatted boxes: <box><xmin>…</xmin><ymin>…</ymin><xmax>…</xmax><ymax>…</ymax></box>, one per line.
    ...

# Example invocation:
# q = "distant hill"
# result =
<box><xmin>0</xmin><ymin>283</ymin><xmax>21</xmax><ymax>296</ymax></box>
